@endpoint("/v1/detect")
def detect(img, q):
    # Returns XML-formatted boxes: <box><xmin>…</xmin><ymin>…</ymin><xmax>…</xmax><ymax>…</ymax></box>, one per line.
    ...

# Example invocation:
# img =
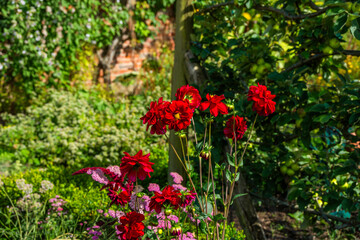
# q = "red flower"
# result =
<box><xmin>107</xmin><ymin>182</ymin><xmax>131</xmax><ymax>206</ymax></box>
<box><xmin>224</xmin><ymin>116</ymin><xmax>247</xmax><ymax>140</ymax></box>
<box><xmin>120</xmin><ymin>150</ymin><xmax>154</xmax><ymax>182</ymax></box>
<box><xmin>199</xmin><ymin>94</ymin><xmax>228</xmax><ymax>117</ymax></box>
<box><xmin>175</xmin><ymin>85</ymin><xmax>202</xmax><ymax>110</ymax></box>
<box><xmin>247</xmin><ymin>83</ymin><xmax>276</xmax><ymax>116</ymax></box>
<box><xmin>149</xmin><ymin>186</ymin><xmax>182</xmax><ymax>213</ymax></box>
<box><xmin>116</xmin><ymin>211</ymin><xmax>145</xmax><ymax>240</ymax></box>
<box><xmin>180</xmin><ymin>190</ymin><xmax>197</xmax><ymax>207</ymax></box>
<box><xmin>140</xmin><ymin>97</ymin><xmax>170</xmax><ymax>135</ymax></box>
<box><xmin>164</xmin><ymin>100</ymin><xmax>193</xmax><ymax>131</ymax></box>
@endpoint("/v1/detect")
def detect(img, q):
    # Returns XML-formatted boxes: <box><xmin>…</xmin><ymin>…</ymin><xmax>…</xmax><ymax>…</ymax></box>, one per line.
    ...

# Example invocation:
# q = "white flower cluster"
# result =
<box><xmin>16</xmin><ymin>179</ymin><xmax>33</xmax><ymax>195</ymax></box>
<box><xmin>0</xmin><ymin>90</ymin><xmax>168</xmax><ymax>167</ymax></box>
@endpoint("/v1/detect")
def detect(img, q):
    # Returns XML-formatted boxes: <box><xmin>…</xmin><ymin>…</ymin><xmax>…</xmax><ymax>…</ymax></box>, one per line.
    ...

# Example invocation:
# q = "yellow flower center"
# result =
<box><xmin>174</xmin><ymin>113</ymin><xmax>181</xmax><ymax>120</ymax></box>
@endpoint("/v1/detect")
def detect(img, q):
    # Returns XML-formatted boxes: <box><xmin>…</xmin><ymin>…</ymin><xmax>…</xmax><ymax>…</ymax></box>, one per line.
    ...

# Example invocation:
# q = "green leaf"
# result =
<box><xmin>334</xmin><ymin>13</ymin><xmax>348</xmax><ymax>33</ymax></box>
<box><xmin>199</xmin><ymin>221</ymin><xmax>207</xmax><ymax>234</ymax></box>
<box><xmin>226</xmin><ymin>153</ymin><xmax>235</xmax><ymax>167</ymax></box>
<box><xmin>349</xmin><ymin>112</ymin><xmax>360</xmax><ymax>125</ymax></box>
<box><xmin>234</xmin><ymin>172</ymin><xmax>240</xmax><ymax>182</ymax></box>
<box><xmin>213</xmin><ymin>213</ymin><xmax>226</xmax><ymax>222</ymax></box>
<box><xmin>313</xmin><ymin>114</ymin><xmax>331</xmax><ymax>123</ymax></box>
<box><xmin>245</xmin><ymin>0</ymin><xmax>253</xmax><ymax>8</ymax></box>
<box><xmin>232</xmin><ymin>193</ymin><xmax>247</xmax><ymax>202</ymax></box>
<box><xmin>350</xmin><ymin>18</ymin><xmax>360</xmax><ymax>40</ymax></box>
<box><xmin>226</xmin><ymin>169</ymin><xmax>232</xmax><ymax>182</ymax></box>
<box><xmin>308</xmin><ymin>103</ymin><xmax>330</xmax><ymax>112</ymax></box>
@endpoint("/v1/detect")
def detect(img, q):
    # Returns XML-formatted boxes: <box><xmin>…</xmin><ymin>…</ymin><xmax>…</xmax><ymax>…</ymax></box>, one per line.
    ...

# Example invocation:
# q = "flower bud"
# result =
<box><xmin>226</xmin><ymin>104</ymin><xmax>234</xmax><ymax>111</ymax></box>
<box><xmin>179</xmin><ymin>133</ymin><xmax>186</xmax><ymax>139</ymax></box>
<box><xmin>200</xmin><ymin>151</ymin><xmax>210</xmax><ymax>160</ymax></box>
<box><xmin>165</xmin><ymin>209</ymin><xmax>172</xmax><ymax>216</ymax></box>
<box><xmin>171</xmin><ymin>226</ymin><xmax>182</xmax><ymax>236</ymax></box>
<box><xmin>157</xmin><ymin>228</ymin><xmax>163</xmax><ymax>235</ymax></box>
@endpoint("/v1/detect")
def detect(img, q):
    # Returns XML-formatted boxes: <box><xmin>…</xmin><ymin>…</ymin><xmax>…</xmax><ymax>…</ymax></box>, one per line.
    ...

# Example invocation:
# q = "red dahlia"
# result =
<box><xmin>149</xmin><ymin>185</ymin><xmax>182</xmax><ymax>213</ymax></box>
<box><xmin>116</xmin><ymin>211</ymin><xmax>145</xmax><ymax>240</ymax></box>
<box><xmin>107</xmin><ymin>182</ymin><xmax>131</xmax><ymax>206</ymax></box>
<box><xmin>140</xmin><ymin>97</ymin><xmax>170</xmax><ymax>135</ymax></box>
<box><xmin>164</xmin><ymin>100</ymin><xmax>193</xmax><ymax>131</ymax></box>
<box><xmin>175</xmin><ymin>85</ymin><xmax>202</xmax><ymax>110</ymax></box>
<box><xmin>247</xmin><ymin>83</ymin><xmax>276</xmax><ymax>116</ymax></box>
<box><xmin>120</xmin><ymin>150</ymin><xmax>154</xmax><ymax>182</ymax></box>
<box><xmin>180</xmin><ymin>190</ymin><xmax>197</xmax><ymax>207</ymax></box>
<box><xmin>224</xmin><ymin>116</ymin><xmax>247</xmax><ymax>140</ymax></box>
<box><xmin>199</xmin><ymin>94</ymin><xmax>228</xmax><ymax>117</ymax></box>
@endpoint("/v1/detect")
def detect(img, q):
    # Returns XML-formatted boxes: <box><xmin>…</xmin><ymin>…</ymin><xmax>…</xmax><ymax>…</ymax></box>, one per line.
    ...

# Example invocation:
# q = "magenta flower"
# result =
<box><xmin>148</xmin><ymin>183</ymin><xmax>160</xmax><ymax>192</ymax></box>
<box><xmin>170</xmin><ymin>172</ymin><xmax>183</xmax><ymax>184</ymax></box>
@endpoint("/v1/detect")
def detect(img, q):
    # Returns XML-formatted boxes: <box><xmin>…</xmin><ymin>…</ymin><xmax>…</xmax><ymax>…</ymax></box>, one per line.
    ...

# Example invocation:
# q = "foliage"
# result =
<box><xmin>0</xmin><ymin>0</ymin><xmax>127</xmax><ymax>90</ymax></box>
<box><xmin>192</xmin><ymin>0</ymin><xmax>360</xmax><ymax>235</ymax></box>
<box><xmin>68</xmin><ymin>83</ymin><xmax>263</xmax><ymax>240</ymax></box>
<box><xmin>0</xmin><ymin>89</ymin><xmax>168</xmax><ymax>169</ymax></box>
<box><xmin>0</xmin><ymin>165</ymin><xmax>112</xmax><ymax>239</ymax></box>
<box><xmin>0</xmin><ymin>0</ymin><xmax>174</xmax><ymax>113</ymax></box>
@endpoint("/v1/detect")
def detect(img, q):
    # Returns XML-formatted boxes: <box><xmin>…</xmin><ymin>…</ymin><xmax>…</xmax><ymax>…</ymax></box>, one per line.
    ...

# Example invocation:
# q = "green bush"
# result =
<box><xmin>0</xmin><ymin>89</ymin><xmax>169</xmax><ymax>169</ymax></box>
<box><xmin>0</xmin><ymin>165</ymin><xmax>111</xmax><ymax>239</ymax></box>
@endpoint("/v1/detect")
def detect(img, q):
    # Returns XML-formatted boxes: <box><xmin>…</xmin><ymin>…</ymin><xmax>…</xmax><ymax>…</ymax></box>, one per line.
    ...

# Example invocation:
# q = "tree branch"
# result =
<box><xmin>250</xmin><ymin>192</ymin><xmax>360</xmax><ymax>228</ymax></box>
<box><xmin>197</xmin><ymin>1</ymin><xmax>335</xmax><ymax>20</ymax></box>
<box><xmin>308</xmin><ymin>0</ymin><xmax>321</xmax><ymax>11</ymax></box>
<box><xmin>197</xmin><ymin>1</ymin><xmax>234</xmax><ymax>14</ymax></box>
<box><xmin>341</xmin><ymin>50</ymin><xmax>360</xmax><ymax>56</ymax></box>
<box><xmin>285</xmin><ymin>50</ymin><xmax>360</xmax><ymax>72</ymax></box>
<box><xmin>285</xmin><ymin>53</ymin><xmax>327</xmax><ymax>72</ymax></box>
<box><xmin>254</xmin><ymin>5</ymin><xmax>329</xmax><ymax>20</ymax></box>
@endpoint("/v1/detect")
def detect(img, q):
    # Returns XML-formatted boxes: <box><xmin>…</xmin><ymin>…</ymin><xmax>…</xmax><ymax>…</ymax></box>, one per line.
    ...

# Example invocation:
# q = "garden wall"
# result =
<box><xmin>95</xmin><ymin>18</ymin><xmax>175</xmax><ymax>86</ymax></box>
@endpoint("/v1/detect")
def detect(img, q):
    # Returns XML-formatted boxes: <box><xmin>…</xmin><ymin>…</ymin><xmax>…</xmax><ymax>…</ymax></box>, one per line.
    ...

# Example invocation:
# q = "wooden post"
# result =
<box><xmin>168</xmin><ymin>0</ymin><xmax>193</xmax><ymax>183</ymax></box>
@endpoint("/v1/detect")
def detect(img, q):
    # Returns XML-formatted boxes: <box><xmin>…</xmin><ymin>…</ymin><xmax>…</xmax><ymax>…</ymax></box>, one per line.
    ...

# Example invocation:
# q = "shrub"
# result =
<box><xmin>0</xmin><ymin>165</ymin><xmax>112</xmax><ymax>239</ymax></box>
<box><xmin>0</xmin><ymin>89</ymin><xmax>168</xmax><ymax>169</ymax></box>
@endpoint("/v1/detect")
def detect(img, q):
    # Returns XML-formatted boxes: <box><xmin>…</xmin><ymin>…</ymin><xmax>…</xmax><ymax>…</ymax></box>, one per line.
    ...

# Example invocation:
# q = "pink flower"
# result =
<box><xmin>108</xmin><ymin>209</ymin><xmax>116</xmax><ymax>218</ymax></box>
<box><xmin>86</xmin><ymin>169</ymin><xmax>109</xmax><ymax>185</ymax></box>
<box><xmin>172</xmin><ymin>184</ymin><xmax>187</xmax><ymax>191</ymax></box>
<box><xmin>106</xmin><ymin>166</ymin><xmax>121</xmax><ymax>177</ymax></box>
<box><xmin>148</xmin><ymin>183</ymin><xmax>160</xmax><ymax>192</ymax></box>
<box><xmin>170</xmin><ymin>172</ymin><xmax>183</xmax><ymax>184</ymax></box>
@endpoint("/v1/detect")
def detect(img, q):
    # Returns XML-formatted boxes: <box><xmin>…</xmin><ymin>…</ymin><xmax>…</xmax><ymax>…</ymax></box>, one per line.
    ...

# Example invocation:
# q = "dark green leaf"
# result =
<box><xmin>308</xmin><ymin>103</ymin><xmax>330</xmax><ymax>112</ymax></box>
<box><xmin>313</xmin><ymin>114</ymin><xmax>331</xmax><ymax>123</ymax></box>
<box><xmin>334</xmin><ymin>13</ymin><xmax>348</xmax><ymax>33</ymax></box>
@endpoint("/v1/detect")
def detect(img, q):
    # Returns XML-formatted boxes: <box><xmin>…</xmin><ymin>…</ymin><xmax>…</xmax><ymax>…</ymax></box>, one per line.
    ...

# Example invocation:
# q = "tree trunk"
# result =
<box><xmin>168</xmin><ymin>0</ymin><xmax>193</xmax><ymax>183</ymax></box>
<box><xmin>231</xmin><ymin>173</ymin><xmax>267</xmax><ymax>240</ymax></box>
<box><xmin>103</xmin><ymin>66</ymin><xmax>111</xmax><ymax>89</ymax></box>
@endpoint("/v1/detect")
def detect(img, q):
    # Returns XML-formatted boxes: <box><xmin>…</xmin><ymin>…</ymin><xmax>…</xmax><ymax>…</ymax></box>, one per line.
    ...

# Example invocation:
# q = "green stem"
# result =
<box><xmin>168</xmin><ymin>141</ymin><xmax>204</xmax><ymax>213</ymax></box>
<box><xmin>222</xmin><ymin>114</ymin><xmax>258</xmax><ymax>240</ymax></box>
<box><xmin>1</xmin><ymin>187</ymin><xmax>23</xmax><ymax>240</ymax></box>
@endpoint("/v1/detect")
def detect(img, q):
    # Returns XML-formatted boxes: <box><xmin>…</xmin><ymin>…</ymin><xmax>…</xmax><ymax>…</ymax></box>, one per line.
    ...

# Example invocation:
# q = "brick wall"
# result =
<box><xmin>100</xmin><ymin>18</ymin><xmax>175</xmax><ymax>83</ymax></box>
